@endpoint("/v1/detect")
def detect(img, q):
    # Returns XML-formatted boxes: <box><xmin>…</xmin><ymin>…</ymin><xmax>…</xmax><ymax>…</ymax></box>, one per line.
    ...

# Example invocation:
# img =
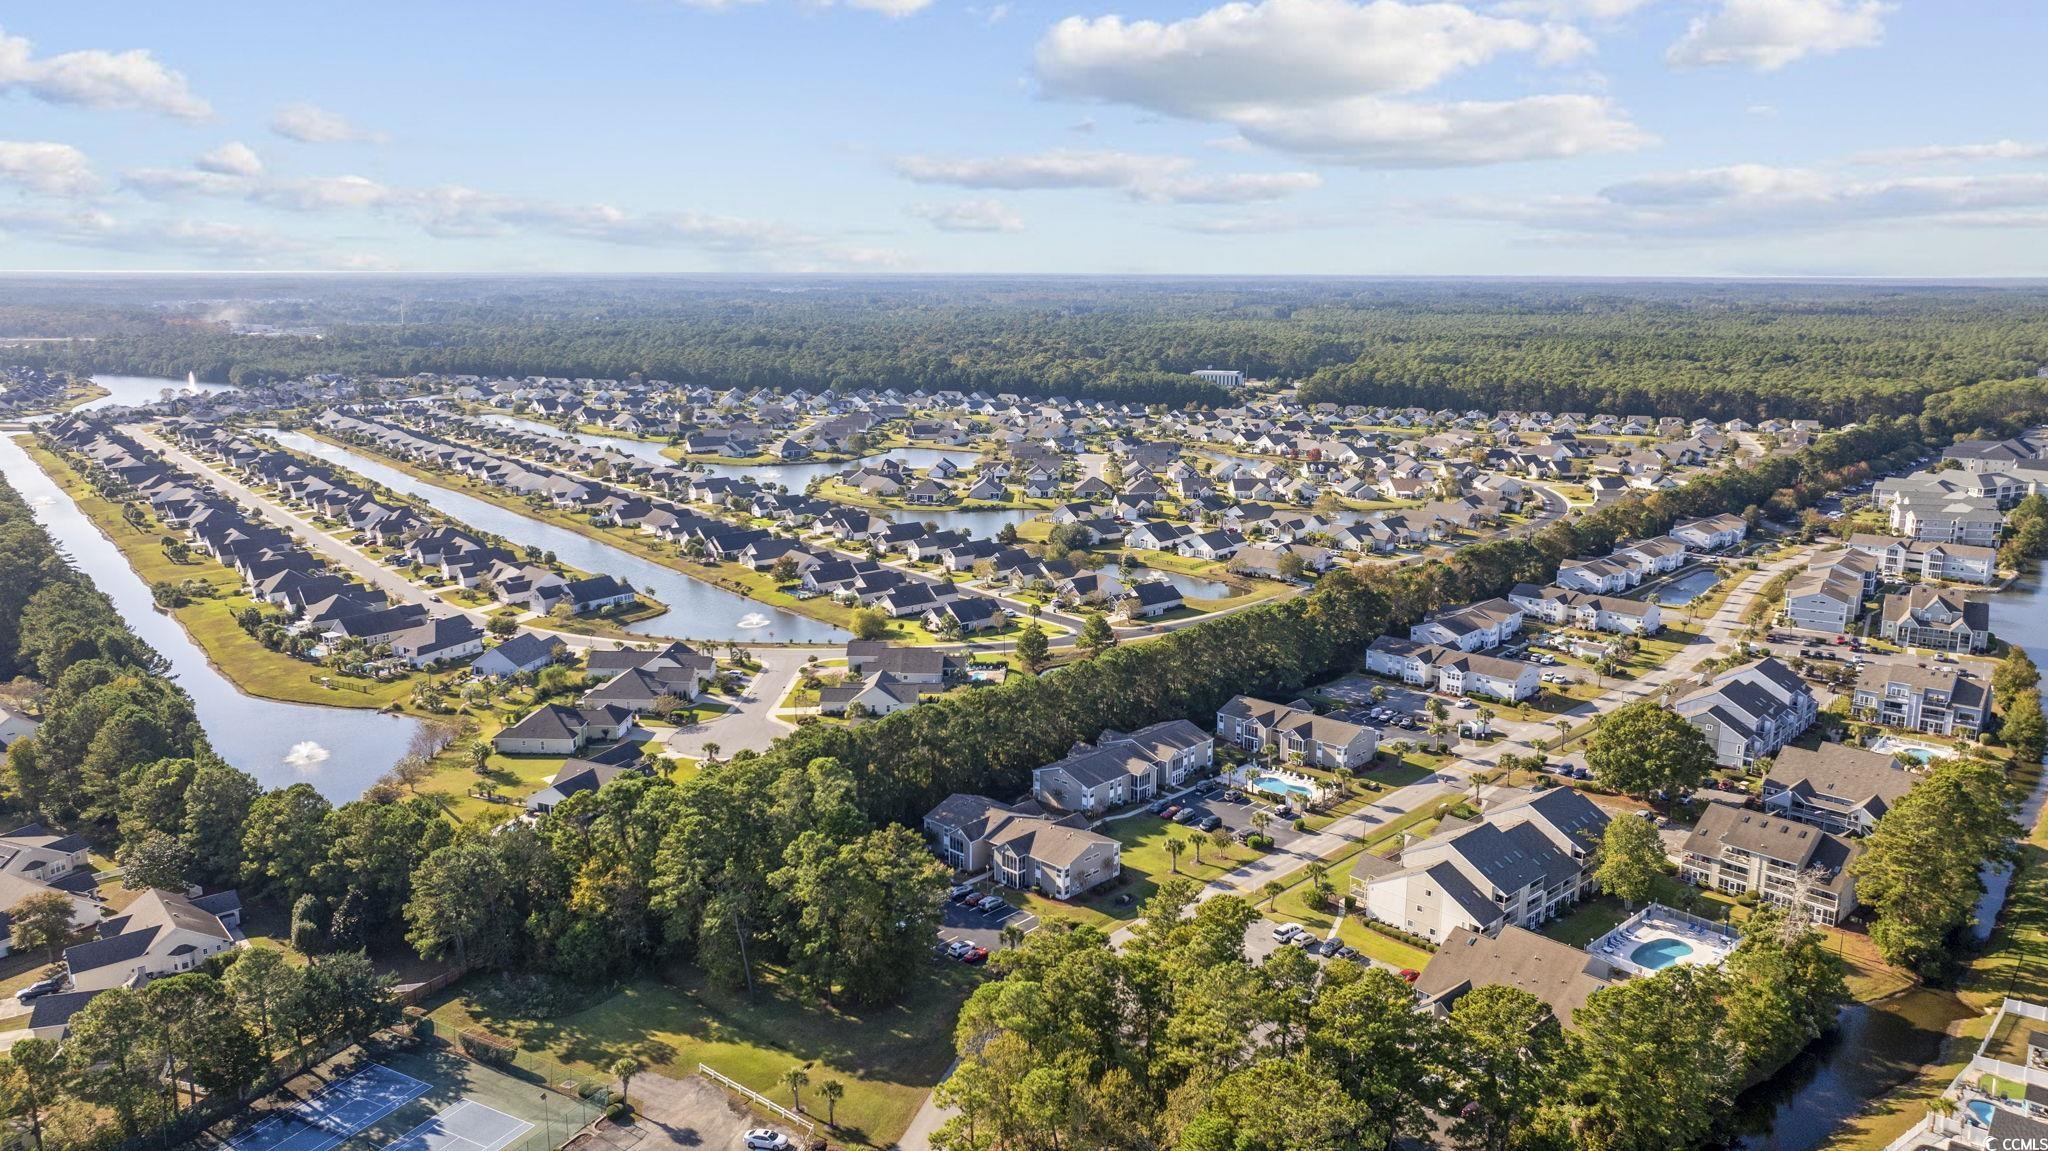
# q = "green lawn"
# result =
<box><xmin>427</xmin><ymin>964</ymin><xmax>981</xmax><ymax>1148</ymax></box>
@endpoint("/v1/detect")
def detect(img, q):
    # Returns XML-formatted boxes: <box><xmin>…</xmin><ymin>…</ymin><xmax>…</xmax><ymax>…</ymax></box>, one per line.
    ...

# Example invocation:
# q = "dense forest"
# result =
<box><xmin>4</xmin><ymin>276</ymin><xmax>2047</xmax><ymax>419</ymax></box>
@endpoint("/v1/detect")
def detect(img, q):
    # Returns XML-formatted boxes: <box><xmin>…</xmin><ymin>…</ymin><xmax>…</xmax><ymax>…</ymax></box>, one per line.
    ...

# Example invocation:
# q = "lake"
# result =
<box><xmin>79</xmin><ymin>373</ymin><xmax>237</xmax><ymax>412</ymax></box>
<box><xmin>0</xmin><ymin>432</ymin><xmax>421</xmax><ymax>799</ymax></box>
<box><xmin>263</xmin><ymin>430</ymin><xmax>847</xmax><ymax>644</ymax></box>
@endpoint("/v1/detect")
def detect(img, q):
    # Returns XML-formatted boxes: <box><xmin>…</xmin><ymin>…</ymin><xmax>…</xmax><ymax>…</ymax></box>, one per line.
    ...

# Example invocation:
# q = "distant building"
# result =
<box><xmin>1192</xmin><ymin>369</ymin><xmax>1244</xmax><ymax>389</ymax></box>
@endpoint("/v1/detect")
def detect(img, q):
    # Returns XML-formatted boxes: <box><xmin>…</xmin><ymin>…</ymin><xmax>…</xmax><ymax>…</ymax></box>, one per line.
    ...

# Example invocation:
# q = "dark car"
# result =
<box><xmin>1149</xmin><ymin>799</ymin><xmax>1173</xmax><ymax>814</ymax></box>
<box><xmin>1198</xmin><ymin>815</ymin><xmax>1224</xmax><ymax>832</ymax></box>
<box><xmin>14</xmin><ymin>977</ymin><xmax>64</xmax><ymax>1003</ymax></box>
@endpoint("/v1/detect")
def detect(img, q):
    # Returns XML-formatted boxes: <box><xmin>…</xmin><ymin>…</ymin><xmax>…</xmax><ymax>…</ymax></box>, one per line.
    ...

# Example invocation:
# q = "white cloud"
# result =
<box><xmin>846</xmin><ymin>0</ymin><xmax>938</xmax><ymax>16</ymax></box>
<box><xmin>1493</xmin><ymin>0</ymin><xmax>1653</xmax><ymax>17</ymax></box>
<box><xmin>1849</xmin><ymin>140</ymin><xmax>2048</xmax><ymax>166</ymax></box>
<box><xmin>892</xmin><ymin>148</ymin><xmax>1322</xmax><ymax>202</ymax></box>
<box><xmin>1440</xmin><ymin>163</ymin><xmax>2048</xmax><ymax>240</ymax></box>
<box><xmin>1230</xmin><ymin>93</ymin><xmax>1651</xmax><ymax>167</ymax></box>
<box><xmin>0</xmin><ymin>140</ymin><xmax>97</xmax><ymax>197</ymax></box>
<box><xmin>1036</xmin><ymin>0</ymin><xmax>1571</xmax><ymax>114</ymax></box>
<box><xmin>196</xmin><ymin>141</ymin><xmax>263</xmax><ymax>177</ymax></box>
<box><xmin>1667</xmin><ymin>0</ymin><xmax>1888</xmax><ymax>71</ymax></box>
<box><xmin>0</xmin><ymin>27</ymin><xmax>210</xmax><ymax>119</ymax></box>
<box><xmin>1171</xmin><ymin>210</ymin><xmax>1356</xmax><ymax>233</ymax></box>
<box><xmin>909</xmin><ymin>198</ymin><xmax>1027</xmax><ymax>232</ymax></box>
<box><xmin>1031</xmin><ymin>0</ymin><xmax>1641</xmax><ymax>167</ymax></box>
<box><xmin>270</xmin><ymin>102</ymin><xmax>387</xmax><ymax>144</ymax></box>
<box><xmin>1133</xmin><ymin>170</ymin><xmax>1323</xmax><ymax>203</ymax></box>
<box><xmin>894</xmin><ymin>149</ymin><xmax>1169</xmax><ymax>189</ymax></box>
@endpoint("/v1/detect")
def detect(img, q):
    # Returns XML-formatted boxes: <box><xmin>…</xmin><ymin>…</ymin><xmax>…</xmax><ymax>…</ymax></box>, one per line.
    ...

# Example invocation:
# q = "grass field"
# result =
<box><xmin>427</xmin><ymin>964</ymin><xmax>979</xmax><ymax>1148</ymax></box>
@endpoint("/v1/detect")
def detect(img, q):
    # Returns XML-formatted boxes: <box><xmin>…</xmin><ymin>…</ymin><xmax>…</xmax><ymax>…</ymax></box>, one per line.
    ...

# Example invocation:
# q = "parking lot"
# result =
<box><xmin>1316</xmin><ymin>676</ymin><xmax>1465</xmax><ymax>745</ymax></box>
<box><xmin>1147</xmin><ymin>782</ymin><xmax>1311</xmax><ymax>851</ymax></box>
<box><xmin>936</xmin><ymin>888</ymin><xmax>1038</xmax><ymax>958</ymax></box>
<box><xmin>1241</xmin><ymin>916</ymin><xmax>1389</xmax><ymax>972</ymax></box>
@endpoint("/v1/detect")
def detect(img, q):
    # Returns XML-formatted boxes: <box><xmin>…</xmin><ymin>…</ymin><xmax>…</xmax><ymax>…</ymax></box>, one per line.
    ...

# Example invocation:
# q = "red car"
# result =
<box><xmin>1398</xmin><ymin>968</ymin><xmax>1420</xmax><ymax>983</ymax></box>
<box><xmin>961</xmin><ymin>946</ymin><xmax>990</xmax><ymax>964</ymax></box>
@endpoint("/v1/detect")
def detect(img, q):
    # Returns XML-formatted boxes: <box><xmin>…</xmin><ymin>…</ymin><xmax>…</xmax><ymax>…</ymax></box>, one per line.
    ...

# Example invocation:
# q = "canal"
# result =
<box><xmin>262</xmin><ymin>430</ymin><xmax>847</xmax><ymax>644</ymax></box>
<box><xmin>0</xmin><ymin>432</ymin><xmax>420</xmax><ymax>800</ymax></box>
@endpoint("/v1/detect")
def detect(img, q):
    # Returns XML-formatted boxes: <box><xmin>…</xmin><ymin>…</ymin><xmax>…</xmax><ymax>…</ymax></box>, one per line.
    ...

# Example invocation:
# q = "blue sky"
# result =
<box><xmin>1</xmin><ymin>1</ymin><xmax>2043</xmax><ymax>275</ymax></box>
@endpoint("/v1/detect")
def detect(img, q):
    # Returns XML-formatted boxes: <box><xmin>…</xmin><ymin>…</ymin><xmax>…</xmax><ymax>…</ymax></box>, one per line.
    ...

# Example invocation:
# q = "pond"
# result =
<box><xmin>1652</xmin><ymin>567</ymin><xmax>1723</xmax><ymax>606</ymax></box>
<box><xmin>0</xmin><ymin>432</ymin><xmax>421</xmax><ymax>799</ymax></box>
<box><xmin>1086</xmin><ymin>562</ymin><xmax>1237</xmax><ymax>599</ymax></box>
<box><xmin>263</xmin><ymin>430</ymin><xmax>847</xmax><ymax>644</ymax></box>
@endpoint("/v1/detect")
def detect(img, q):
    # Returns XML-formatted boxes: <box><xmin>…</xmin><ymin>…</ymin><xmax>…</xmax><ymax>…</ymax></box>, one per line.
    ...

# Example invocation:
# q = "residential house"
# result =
<box><xmin>493</xmin><ymin>703</ymin><xmax>638</xmax><ymax>756</ymax></box>
<box><xmin>471</xmin><ymin>632</ymin><xmax>568</xmax><ymax>679</ymax></box>
<box><xmin>64</xmin><ymin>888</ymin><xmax>243</xmax><ymax>992</ymax></box>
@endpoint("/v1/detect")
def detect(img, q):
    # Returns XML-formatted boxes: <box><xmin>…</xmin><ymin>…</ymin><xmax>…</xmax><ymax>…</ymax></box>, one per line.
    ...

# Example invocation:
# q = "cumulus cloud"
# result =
<box><xmin>1667</xmin><ymin>0</ymin><xmax>1888</xmax><ymax>71</ymax></box>
<box><xmin>909</xmin><ymin>198</ymin><xmax>1027</xmax><ymax>232</ymax></box>
<box><xmin>892</xmin><ymin>148</ymin><xmax>1322</xmax><ymax>202</ymax></box>
<box><xmin>0</xmin><ymin>140</ymin><xmax>97</xmax><ymax>197</ymax></box>
<box><xmin>1030</xmin><ymin>0</ymin><xmax>1642</xmax><ymax>167</ymax></box>
<box><xmin>270</xmin><ymin>102</ymin><xmax>387</xmax><ymax>144</ymax></box>
<box><xmin>1230</xmin><ymin>93</ymin><xmax>1650</xmax><ymax>167</ymax></box>
<box><xmin>1849</xmin><ymin>140</ymin><xmax>2048</xmax><ymax>166</ymax></box>
<box><xmin>1440</xmin><ymin>163</ymin><xmax>2048</xmax><ymax>240</ymax></box>
<box><xmin>1493</xmin><ymin>0</ymin><xmax>1653</xmax><ymax>17</ymax></box>
<box><xmin>0</xmin><ymin>27</ymin><xmax>210</xmax><ymax>119</ymax></box>
<box><xmin>1036</xmin><ymin>0</ymin><xmax>1576</xmax><ymax>113</ymax></box>
<box><xmin>196</xmin><ymin>141</ymin><xmax>263</xmax><ymax>177</ymax></box>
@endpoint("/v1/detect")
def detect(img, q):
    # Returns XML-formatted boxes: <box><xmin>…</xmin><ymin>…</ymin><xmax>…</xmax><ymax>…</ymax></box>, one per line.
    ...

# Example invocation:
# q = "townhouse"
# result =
<box><xmin>1508</xmin><ymin>584</ymin><xmax>1662</xmax><ymax>636</ymax></box>
<box><xmin>1844</xmin><ymin>533</ymin><xmax>1997</xmax><ymax>585</ymax></box>
<box><xmin>1671</xmin><ymin>513</ymin><xmax>1749</xmax><ymax>551</ymax></box>
<box><xmin>1407</xmin><ymin>598</ymin><xmax>1524</xmax><ymax>652</ymax></box>
<box><xmin>1364</xmin><ymin>637</ymin><xmax>1541</xmax><ymax>703</ymax></box>
<box><xmin>1782</xmin><ymin>557</ymin><xmax>1869</xmax><ymax>634</ymax></box>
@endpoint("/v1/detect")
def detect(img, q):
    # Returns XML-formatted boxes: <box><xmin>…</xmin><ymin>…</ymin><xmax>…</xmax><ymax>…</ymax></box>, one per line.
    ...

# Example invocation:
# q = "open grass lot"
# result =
<box><xmin>24</xmin><ymin>440</ymin><xmax>423</xmax><ymax>709</ymax></box>
<box><xmin>426</xmin><ymin>963</ymin><xmax>981</xmax><ymax>1148</ymax></box>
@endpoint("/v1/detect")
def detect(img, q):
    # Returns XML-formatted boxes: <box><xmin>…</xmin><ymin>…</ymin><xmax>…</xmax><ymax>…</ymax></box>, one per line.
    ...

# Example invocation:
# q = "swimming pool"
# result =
<box><xmin>1968</xmin><ymin>1099</ymin><xmax>1997</xmax><ymax>1127</ymax></box>
<box><xmin>1629</xmin><ymin>937</ymin><xmax>1696</xmax><ymax>970</ymax></box>
<box><xmin>1252</xmin><ymin>775</ymin><xmax>1316</xmax><ymax>800</ymax></box>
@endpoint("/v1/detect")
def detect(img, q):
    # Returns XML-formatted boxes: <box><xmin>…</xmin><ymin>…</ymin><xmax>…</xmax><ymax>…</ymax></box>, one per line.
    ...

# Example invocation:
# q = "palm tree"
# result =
<box><xmin>610</xmin><ymin>1056</ymin><xmax>642</xmax><ymax>1110</ymax></box>
<box><xmin>1250</xmin><ymin>810</ymin><xmax>1271</xmax><ymax>837</ymax></box>
<box><xmin>702</xmin><ymin>741</ymin><xmax>721</xmax><ymax>765</ymax></box>
<box><xmin>819</xmin><ymin>1079</ymin><xmax>846</xmax><ymax>1128</ymax></box>
<box><xmin>1262</xmin><ymin>879</ymin><xmax>1286</xmax><ymax>909</ymax></box>
<box><xmin>468</xmin><ymin>741</ymin><xmax>491</xmax><ymax>778</ymax></box>
<box><xmin>782</xmin><ymin>1066</ymin><xmax>809</xmax><ymax>1113</ymax></box>
<box><xmin>1164</xmin><ymin>834</ymin><xmax>1185</xmax><ymax>874</ymax></box>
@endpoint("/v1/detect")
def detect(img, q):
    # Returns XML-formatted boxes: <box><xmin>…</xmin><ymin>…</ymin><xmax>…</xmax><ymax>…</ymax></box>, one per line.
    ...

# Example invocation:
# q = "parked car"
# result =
<box><xmin>980</xmin><ymin>898</ymin><xmax>1011</xmax><ymax>917</ymax></box>
<box><xmin>946</xmin><ymin>939</ymin><xmax>974</xmax><ymax>959</ymax></box>
<box><xmin>1290</xmin><ymin>932</ymin><xmax>1319</xmax><ymax>948</ymax></box>
<box><xmin>958</xmin><ymin>892</ymin><xmax>984</xmax><ymax>909</ymax></box>
<box><xmin>1149</xmin><ymin>799</ymin><xmax>1173</xmax><ymax>814</ymax></box>
<box><xmin>1158</xmin><ymin>805</ymin><xmax>1181</xmax><ymax>820</ymax></box>
<box><xmin>745</xmin><ymin>1130</ymin><xmax>794</xmax><ymax>1151</ymax></box>
<box><xmin>1398</xmin><ymin>968</ymin><xmax>1421</xmax><ymax>983</ymax></box>
<box><xmin>14</xmin><ymin>977</ymin><xmax>63</xmax><ymax>1004</ymax></box>
<box><xmin>1273</xmin><ymin>923</ymin><xmax>1304</xmax><ymax>942</ymax></box>
<box><xmin>1198</xmin><ymin>815</ymin><xmax>1223</xmax><ymax>832</ymax></box>
<box><xmin>1335</xmin><ymin>946</ymin><xmax>1363</xmax><ymax>962</ymax></box>
<box><xmin>961</xmin><ymin>946</ymin><xmax>990</xmax><ymax>964</ymax></box>
<box><xmin>949</xmin><ymin>883</ymin><xmax>976</xmax><ymax>900</ymax></box>
<box><xmin>1175</xmin><ymin>808</ymin><xmax>1203</xmax><ymax>824</ymax></box>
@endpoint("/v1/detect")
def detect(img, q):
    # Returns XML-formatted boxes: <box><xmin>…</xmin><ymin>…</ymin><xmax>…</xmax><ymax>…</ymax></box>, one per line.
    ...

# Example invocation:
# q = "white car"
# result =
<box><xmin>946</xmin><ymin>938</ymin><xmax>974</xmax><ymax>959</ymax></box>
<box><xmin>1272</xmin><ymin>923</ymin><xmax>1303</xmax><ymax>942</ymax></box>
<box><xmin>744</xmin><ymin>1130</ymin><xmax>793</xmax><ymax>1151</ymax></box>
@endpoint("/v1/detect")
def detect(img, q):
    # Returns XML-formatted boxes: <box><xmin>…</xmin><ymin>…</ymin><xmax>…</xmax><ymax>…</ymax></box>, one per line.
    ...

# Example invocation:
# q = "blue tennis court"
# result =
<box><xmin>381</xmin><ymin>1100</ymin><xmax>534</xmax><ymax>1151</ymax></box>
<box><xmin>228</xmin><ymin>1064</ymin><xmax>430</xmax><ymax>1151</ymax></box>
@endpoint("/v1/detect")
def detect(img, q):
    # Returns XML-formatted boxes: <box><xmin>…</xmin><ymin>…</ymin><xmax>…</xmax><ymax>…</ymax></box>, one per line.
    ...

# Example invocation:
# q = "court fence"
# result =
<box><xmin>111</xmin><ymin>1034</ymin><xmax>358</xmax><ymax>1151</ymax></box>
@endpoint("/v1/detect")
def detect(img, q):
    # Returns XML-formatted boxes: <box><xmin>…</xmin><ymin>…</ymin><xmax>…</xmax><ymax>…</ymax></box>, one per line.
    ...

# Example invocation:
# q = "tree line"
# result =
<box><xmin>927</xmin><ymin>881</ymin><xmax>1845</xmax><ymax>1151</ymax></box>
<box><xmin>9</xmin><ymin>278</ymin><xmax>2048</xmax><ymax>420</ymax></box>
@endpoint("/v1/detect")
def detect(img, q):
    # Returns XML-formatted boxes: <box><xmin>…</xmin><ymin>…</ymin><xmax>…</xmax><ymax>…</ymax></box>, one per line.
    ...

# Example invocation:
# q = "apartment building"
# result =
<box><xmin>1671</xmin><ymin>657</ymin><xmax>1817</xmax><ymax>768</ymax></box>
<box><xmin>1761</xmin><ymin>743</ymin><xmax>1916</xmax><ymax>836</ymax></box>
<box><xmin>1407</xmin><ymin>598</ymin><xmax>1524</xmax><ymax>652</ymax></box>
<box><xmin>1849</xmin><ymin>662</ymin><xmax>1991</xmax><ymax>738</ymax></box>
<box><xmin>1030</xmin><ymin>719</ymin><xmax>1215</xmax><ymax>813</ymax></box>
<box><xmin>1878</xmin><ymin>587</ymin><xmax>1993</xmax><ymax>653</ymax></box>
<box><xmin>1215</xmin><ymin>696</ymin><xmax>1379</xmax><ymax>770</ymax></box>
<box><xmin>1351</xmin><ymin>788</ymin><xmax>1609</xmax><ymax>942</ymax></box>
<box><xmin>922</xmin><ymin>794</ymin><xmax>1121</xmax><ymax>900</ymax></box>
<box><xmin>1843</xmin><ymin>533</ymin><xmax>1996</xmax><ymax>585</ymax></box>
<box><xmin>1509</xmin><ymin>584</ymin><xmax>1663</xmax><ymax>636</ymax></box>
<box><xmin>1680</xmin><ymin>803</ymin><xmax>1859</xmax><ymax>926</ymax></box>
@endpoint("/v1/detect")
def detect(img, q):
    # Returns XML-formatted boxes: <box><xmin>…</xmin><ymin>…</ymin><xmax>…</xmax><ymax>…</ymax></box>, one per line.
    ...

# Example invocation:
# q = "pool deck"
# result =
<box><xmin>1590</xmin><ymin>904</ymin><xmax>1740</xmax><ymax>978</ymax></box>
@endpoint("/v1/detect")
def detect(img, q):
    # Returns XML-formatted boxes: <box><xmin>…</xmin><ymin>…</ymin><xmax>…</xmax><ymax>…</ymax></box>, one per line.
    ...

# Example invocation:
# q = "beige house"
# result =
<box><xmin>64</xmin><ymin>889</ymin><xmax>243</xmax><ymax>992</ymax></box>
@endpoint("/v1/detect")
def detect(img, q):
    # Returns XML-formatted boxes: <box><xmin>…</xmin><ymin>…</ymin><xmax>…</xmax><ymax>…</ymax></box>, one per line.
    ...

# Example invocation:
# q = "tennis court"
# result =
<box><xmin>381</xmin><ymin>1100</ymin><xmax>534</xmax><ymax>1151</ymax></box>
<box><xmin>227</xmin><ymin>1064</ymin><xmax>430</xmax><ymax>1151</ymax></box>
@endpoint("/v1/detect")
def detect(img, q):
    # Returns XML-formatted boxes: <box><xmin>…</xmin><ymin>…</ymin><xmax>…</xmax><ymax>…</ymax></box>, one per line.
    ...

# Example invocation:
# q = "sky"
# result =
<box><xmin>1</xmin><ymin>1</ymin><xmax>2044</xmax><ymax>276</ymax></box>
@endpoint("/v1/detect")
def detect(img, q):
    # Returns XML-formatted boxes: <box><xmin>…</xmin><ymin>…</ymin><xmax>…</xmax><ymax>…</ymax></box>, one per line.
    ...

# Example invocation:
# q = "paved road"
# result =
<box><xmin>655</xmin><ymin>646</ymin><xmax>813</xmax><ymax>757</ymax></box>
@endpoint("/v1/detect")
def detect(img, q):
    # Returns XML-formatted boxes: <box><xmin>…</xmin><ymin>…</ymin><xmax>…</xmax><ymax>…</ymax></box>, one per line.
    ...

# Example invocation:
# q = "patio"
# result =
<box><xmin>1590</xmin><ymin>904</ymin><xmax>1741</xmax><ymax>977</ymax></box>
